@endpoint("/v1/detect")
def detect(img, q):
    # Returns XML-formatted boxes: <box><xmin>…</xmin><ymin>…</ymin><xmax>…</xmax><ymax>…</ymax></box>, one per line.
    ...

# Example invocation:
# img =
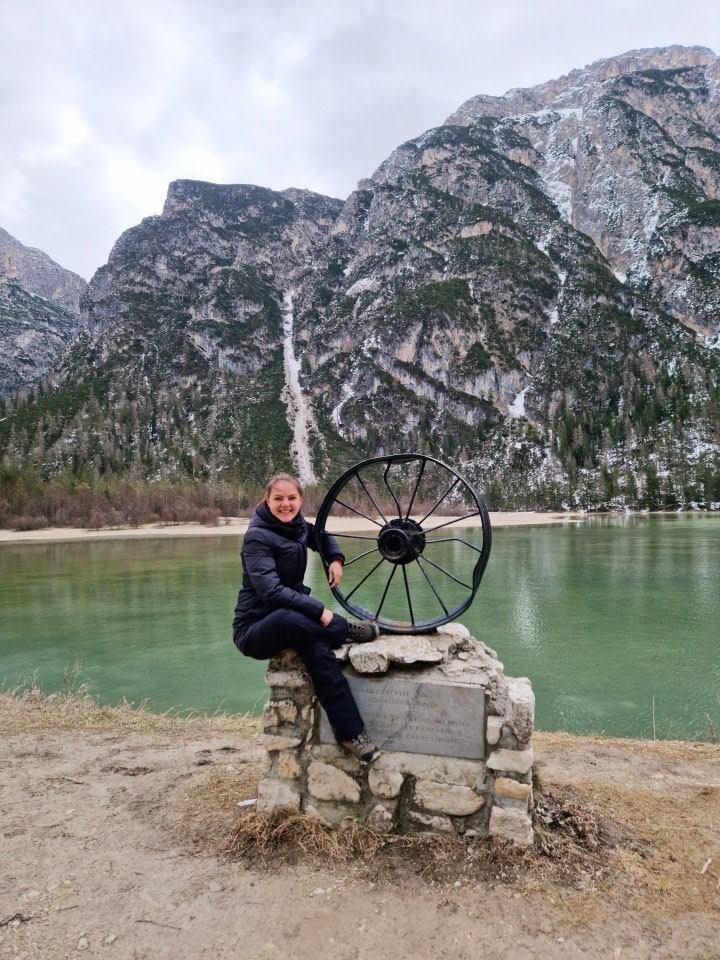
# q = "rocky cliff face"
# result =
<box><xmin>445</xmin><ymin>45</ymin><xmax>720</xmax><ymax>337</ymax></box>
<box><xmin>295</xmin><ymin>45</ymin><xmax>720</xmax><ymax>504</ymax></box>
<box><xmin>0</xmin><ymin>228</ymin><xmax>85</xmax><ymax>396</ymax></box>
<box><xmin>2</xmin><ymin>47</ymin><xmax>719</xmax><ymax>508</ymax></box>
<box><xmin>39</xmin><ymin>182</ymin><xmax>343</xmax><ymax>481</ymax></box>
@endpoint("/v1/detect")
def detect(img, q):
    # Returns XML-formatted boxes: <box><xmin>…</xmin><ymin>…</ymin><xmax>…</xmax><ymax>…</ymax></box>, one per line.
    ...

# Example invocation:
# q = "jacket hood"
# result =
<box><xmin>252</xmin><ymin>501</ymin><xmax>308</xmax><ymax>541</ymax></box>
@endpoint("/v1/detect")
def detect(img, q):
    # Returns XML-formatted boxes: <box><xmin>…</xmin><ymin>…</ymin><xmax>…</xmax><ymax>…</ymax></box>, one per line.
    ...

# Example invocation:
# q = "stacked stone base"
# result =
<box><xmin>256</xmin><ymin>625</ymin><xmax>535</xmax><ymax>846</ymax></box>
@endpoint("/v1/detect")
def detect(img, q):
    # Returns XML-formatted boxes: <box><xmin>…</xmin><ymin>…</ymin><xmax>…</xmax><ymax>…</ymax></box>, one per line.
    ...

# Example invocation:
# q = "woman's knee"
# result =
<box><xmin>296</xmin><ymin>638</ymin><xmax>340</xmax><ymax>676</ymax></box>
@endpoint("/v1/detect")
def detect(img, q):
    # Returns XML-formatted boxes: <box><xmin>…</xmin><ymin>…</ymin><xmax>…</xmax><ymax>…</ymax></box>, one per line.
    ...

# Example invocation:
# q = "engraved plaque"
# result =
<box><xmin>319</xmin><ymin>677</ymin><xmax>485</xmax><ymax>760</ymax></box>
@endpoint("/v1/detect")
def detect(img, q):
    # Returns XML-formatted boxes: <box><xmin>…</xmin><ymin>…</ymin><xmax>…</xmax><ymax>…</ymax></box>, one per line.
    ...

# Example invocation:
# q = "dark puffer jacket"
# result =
<box><xmin>232</xmin><ymin>502</ymin><xmax>344</xmax><ymax>641</ymax></box>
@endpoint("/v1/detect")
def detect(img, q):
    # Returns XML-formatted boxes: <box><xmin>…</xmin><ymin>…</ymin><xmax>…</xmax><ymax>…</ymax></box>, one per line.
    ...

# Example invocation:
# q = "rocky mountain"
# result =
<box><xmin>0</xmin><ymin>227</ymin><xmax>86</xmax><ymax>396</ymax></box>
<box><xmin>2</xmin><ymin>45</ymin><xmax>719</xmax><ymax>510</ymax></box>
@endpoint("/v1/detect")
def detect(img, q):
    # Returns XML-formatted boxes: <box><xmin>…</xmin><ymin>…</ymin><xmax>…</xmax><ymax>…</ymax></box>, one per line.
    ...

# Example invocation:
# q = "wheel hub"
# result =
<box><xmin>377</xmin><ymin>518</ymin><xmax>426</xmax><ymax>565</ymax></box>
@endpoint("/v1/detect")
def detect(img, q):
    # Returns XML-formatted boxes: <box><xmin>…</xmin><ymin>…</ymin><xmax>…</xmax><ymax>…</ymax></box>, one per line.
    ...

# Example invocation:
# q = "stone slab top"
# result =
<box><xmin>333</xmin><ymin>626</ymin><xmax>503</xmax><ymax>681</ymax></box>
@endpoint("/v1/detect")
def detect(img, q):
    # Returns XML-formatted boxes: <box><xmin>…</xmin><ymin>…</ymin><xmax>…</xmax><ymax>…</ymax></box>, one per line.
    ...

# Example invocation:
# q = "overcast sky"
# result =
<box><xmin>1</xmin><ymin>0</ymin><xmax>718</xmax><ymax>280</ymax></box>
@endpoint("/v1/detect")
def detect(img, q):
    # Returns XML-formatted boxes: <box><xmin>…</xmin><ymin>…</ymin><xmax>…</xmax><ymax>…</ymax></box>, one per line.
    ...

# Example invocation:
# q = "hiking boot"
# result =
<box><xmin>346</xmin><ymin>620</ymin><xmax>380</xmax><ymax>643</ymax></box>
<box><xmin>341</xmin><ymin>731</ymin><xmax>381</xmax><ymax>763</ymax></box>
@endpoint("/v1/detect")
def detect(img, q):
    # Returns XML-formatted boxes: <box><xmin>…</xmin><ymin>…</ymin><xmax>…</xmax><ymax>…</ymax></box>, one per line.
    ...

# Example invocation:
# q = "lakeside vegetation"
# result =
<box><xmin>3</xmin><ymin>464</ymin><xmax>720</xmax><ymax>531</ymax></box>
<box><xmin>2</xmin><ymin>458</ymin><xmax>720</xmax><ymax>531</ymax></box>
<box><xmin>0</xmin><ymin>467</ymin><xmax>335</xmax><ymax>531</ymax></box>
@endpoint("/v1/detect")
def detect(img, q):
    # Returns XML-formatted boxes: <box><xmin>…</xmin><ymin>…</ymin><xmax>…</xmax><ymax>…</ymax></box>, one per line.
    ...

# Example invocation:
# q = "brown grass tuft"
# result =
<box><xmin>0</xmin><ymin>679</ymin><xmax>261</xmax><ymax>740</ymax></box>
<box><xmin>220</xmin><ymin>811</ymin><xmax>387</xmax><ymax>863</ymax></box>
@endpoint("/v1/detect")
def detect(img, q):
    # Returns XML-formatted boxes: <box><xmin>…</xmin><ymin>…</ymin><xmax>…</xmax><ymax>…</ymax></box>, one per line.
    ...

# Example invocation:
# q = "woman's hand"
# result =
<box><xmin>327</xmin><ymin>560</ymin><xmax>343</xmax><ymax>589</ymax></box>
<box><xmin>319</xmin><ymin>607</ymin><xmax>334</xmax><ymax>627</ymax></box>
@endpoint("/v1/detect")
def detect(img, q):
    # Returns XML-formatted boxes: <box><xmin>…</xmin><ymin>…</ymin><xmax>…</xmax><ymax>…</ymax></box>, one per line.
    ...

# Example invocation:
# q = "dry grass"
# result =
<box><xmin>577</xmin><ymin>782</ymin><xmax>720</xmax><ymax>914</ymax></box>
<box><xmin>221</xmin><ymin>811</ymin><xmax>388</xmax><ymax>862</ymax></box>
<box><xmin>535</xmin><ymin>728</ymin><xmax>720</xmax><ymax>762</ymax></box>
<box><xmin>0</xmin><ymin>679</ymin><xmax>261</xmax><ymax>739</ymax></box>
<box><xmin>208</xmin><ymin>795</ymin><xmax>621</xmax><ymax>893</ymax></box>
<box><xmin>183</xmin><ymin>765</ymin><xmax>265</xmax><ymax>847</ymax></box>
<box><xmin>182</xmin><ymin>765</ymin><xmax>645</xmax><ymax>896</ymax></box>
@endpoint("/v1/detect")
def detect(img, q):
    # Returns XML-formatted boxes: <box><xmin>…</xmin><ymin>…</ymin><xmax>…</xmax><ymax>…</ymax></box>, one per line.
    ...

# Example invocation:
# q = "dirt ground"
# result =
<box><xmin>1</xmin><ymin>693</ymin><xmax>719</xmax><ymax>960</ymax></box>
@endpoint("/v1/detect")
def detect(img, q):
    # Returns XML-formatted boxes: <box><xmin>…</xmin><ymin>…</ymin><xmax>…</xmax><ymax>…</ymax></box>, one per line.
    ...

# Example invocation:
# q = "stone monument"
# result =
<box><xmin>256</xmin><ymin>623</ymin><xmax>535</xmax><ymax>845</ymax></box>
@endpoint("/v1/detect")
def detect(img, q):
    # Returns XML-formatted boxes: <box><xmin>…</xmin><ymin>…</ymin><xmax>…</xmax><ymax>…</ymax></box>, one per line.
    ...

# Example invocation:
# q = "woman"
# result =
<box><xmin>233</xmin><ymin>473</ymin><xmax>381</xmax><ymax>763</ymax></box>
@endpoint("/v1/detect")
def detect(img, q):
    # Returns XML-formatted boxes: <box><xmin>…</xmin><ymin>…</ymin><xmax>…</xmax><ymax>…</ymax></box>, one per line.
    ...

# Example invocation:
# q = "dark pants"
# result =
<box><xmin>234</xmin><ymin>609</ymin><xmax>364</xmax><ymax>742</ymax></box>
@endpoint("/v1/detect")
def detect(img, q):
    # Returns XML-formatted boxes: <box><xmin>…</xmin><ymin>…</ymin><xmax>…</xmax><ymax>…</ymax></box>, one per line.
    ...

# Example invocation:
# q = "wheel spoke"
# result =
<box><xmin>343</xmin><ymin>547</ymin><xmax>382</xmax><ymax>567</ymax></box>
<box><xmin>404</xmin><ymin>458</ymin><xmax>426</xmax><ymax>519</ymax></box>
<box><xmin>331</xmin><ymin>532</ymin><xmax>383</xmax><ymax>542</ymax></box>
<box><xmin>419</xmin><ymin>554</ymin><xmax>472</xmax><ymax>590</ymax></box>
<box><xmin>332</xmin><ymin>497</ymin><xmax>385</xmax><ymax>527</ymax></box>
<box><xmin>422</xmin><ymin>511</ymin><xmax>482</xmax><ymax>534</ymax></box>
<box><xmin>354</xmin><ymin>470</ymin><xmax>390</xmax><ymax>525</ymax></box>
<box><xmin>382</xmin><ymin>463</ymin><xmax>403</xmax><ymax>518</ymax></box>
<box><xmin>402</xmin><ymin>564</ymin><xmax>415</xmax><ymax>624</ymax></box>
<box><xmin>424</xmin><ymin>535</ymin><xmax>485</xmax><ymax>554</ymax></box>
<box><xmin>375</xmin><ymin>564</ymin><xmax>398</xmax><ymax>620</ymax></box>
<box><xmin>417</xmin><ymin>477</ymin><xmax>460</xmax><ymax>525</ymax></box>
<box><xmin>414</xmin><ymin>559</ymin><xmax>450</xmax><ymax>616</ymax></box>
<box><xmin>344</xmin><ymin>556</ymin><xmax>386</xmax><ymax>602</ymax></box>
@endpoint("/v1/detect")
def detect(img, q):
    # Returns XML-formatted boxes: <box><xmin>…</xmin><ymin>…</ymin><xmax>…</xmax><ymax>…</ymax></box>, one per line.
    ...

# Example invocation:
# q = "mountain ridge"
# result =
<box><xmin>0</xmin><ymin>227</ymin><xmax>86</xmax><ymax>397</ymax></box>
<box><xmin>1</xmin><ymin>45</ymin><xmax>719</xmax><ymax>512</ymax></box>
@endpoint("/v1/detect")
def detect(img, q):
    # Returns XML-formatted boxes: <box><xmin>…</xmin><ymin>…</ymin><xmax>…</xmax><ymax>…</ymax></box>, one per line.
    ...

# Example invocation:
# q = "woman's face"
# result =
<box><xmin>266</xmin><ymin>480</ymin><xmax>303</xmax><ymax>523</ymax></box>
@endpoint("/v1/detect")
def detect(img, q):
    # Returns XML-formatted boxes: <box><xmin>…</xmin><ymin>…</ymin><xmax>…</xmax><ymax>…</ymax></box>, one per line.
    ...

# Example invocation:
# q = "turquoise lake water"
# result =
<box><xmin>1</xmin><ymin>514</ymin><xmax>718</xmax><ymax>740</ymax></box>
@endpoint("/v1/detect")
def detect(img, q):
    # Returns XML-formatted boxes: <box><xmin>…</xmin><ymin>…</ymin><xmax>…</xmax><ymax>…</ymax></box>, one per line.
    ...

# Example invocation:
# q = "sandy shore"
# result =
<box><xmin>0</xmin><ymin>511</ymin><xmax>585</xmax><ymax>545</ymax></box>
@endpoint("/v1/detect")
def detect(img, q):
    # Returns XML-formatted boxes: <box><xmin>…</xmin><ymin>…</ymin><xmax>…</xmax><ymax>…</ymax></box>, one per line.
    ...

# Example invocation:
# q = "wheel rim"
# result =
<box><xmin>315</xmin><ymin>454</ymin><xmax>492</xmax><ymax>633</ymax></box>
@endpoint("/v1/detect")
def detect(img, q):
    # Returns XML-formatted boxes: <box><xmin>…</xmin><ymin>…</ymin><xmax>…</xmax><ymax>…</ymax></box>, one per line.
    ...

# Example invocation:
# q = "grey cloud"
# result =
<box><xmin>1</xmin><ymin>0</ymin><xmax>718</xmax><ymax>279</ymax></box>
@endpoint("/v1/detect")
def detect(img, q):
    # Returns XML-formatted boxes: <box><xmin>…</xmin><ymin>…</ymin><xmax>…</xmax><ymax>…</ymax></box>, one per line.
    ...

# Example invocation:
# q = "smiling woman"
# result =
<box><xmin>231</xmin><ymin>472</ymin><xmax>382</xmax><ymax>762</ymax></box>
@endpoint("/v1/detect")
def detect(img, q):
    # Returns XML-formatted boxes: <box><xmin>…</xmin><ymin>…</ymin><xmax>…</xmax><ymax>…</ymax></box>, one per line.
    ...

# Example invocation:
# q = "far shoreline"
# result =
<box><xmin>0</xmin><ymin>510</ymin><xmax>586</xmax><ymax>546</ymax></box>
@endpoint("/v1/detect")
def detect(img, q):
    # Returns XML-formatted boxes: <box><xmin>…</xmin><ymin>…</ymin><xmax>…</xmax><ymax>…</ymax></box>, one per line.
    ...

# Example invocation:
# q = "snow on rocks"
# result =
<box><xmin>281</xmin><ymin>292</ymin><xmax>316</xmax><ymax>484</ymax></box>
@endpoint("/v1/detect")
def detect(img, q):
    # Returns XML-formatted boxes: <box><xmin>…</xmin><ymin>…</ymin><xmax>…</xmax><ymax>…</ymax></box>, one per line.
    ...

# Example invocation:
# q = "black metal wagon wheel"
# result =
<box><xmin>315</xmin><ymin>454</ymin><xmax>491</xmax><ymax>633</ymax></box>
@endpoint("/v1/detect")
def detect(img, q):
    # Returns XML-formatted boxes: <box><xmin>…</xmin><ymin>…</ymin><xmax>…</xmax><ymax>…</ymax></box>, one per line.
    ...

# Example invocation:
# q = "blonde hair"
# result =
<box><xmin>264</xmin><ymin>473</ymin><xmax>304</xmax><ymax>500</ymax></box>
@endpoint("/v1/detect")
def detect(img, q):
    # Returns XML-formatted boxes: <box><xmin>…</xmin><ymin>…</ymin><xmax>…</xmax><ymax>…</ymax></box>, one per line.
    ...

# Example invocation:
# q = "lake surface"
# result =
<box><xmin>1</xmin><ymin>514</ymin><xmax>718</xmax><ymax>740</ymax></box>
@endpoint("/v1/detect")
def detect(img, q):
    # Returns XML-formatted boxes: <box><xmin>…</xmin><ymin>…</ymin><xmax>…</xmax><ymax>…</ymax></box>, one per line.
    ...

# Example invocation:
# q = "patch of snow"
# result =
<box><xmin>670</xmin><ymin>282</ymin><xmax>687</xmax><ymax>302</ymax></box>
<box><xmin>614</xmin><ymin>271</ymin><xmax>626</xmax><ymax>284</ymax></box>
<box><xmin>281</xmin><ymin>293</ymin><xmax>316</xmax><ymax>484</ymax></box>
<box><xmin>506</xmin><ymin>108</ymin><xmax>582</xmax><ymax>222</ymax></box>
<box><xmin>548</xmin><ymin>266</ymin><xmax>566</xmax><ymax>325</ymax></box>
<box><xmin>689</xmin><ymin>437</ymin><xmax>719</xmax><ymax>459</ymax></box>
<box><xmin>502</xmin><ymin>107</ymin><xmax>583</xmax><ymax>125</ymax></box>
<box><xmin>535</xmin><ymin>229</ymin><xmax>554</xmax><ymax>255</ymax></box>
<box><xmin>330</xmin><ymin>383</ymin><xmax>355</xmax><ymax>432</ymax></box>
<box><xmin>643</xmin><ymin>192</ymin><xmax>660</xmax><ymax>241</ymax></box>
<box><xmin>542</xmin><ymin>176</ymin><xmax>574</xmax><ymax>222</ymax></box>
<box><xmin>346</xmin><ymin>276</ymin><xmax>379</xmax><ymax>298</ymax></box>
<box><xmin>509</xmin><ymin>386</ymin><xmax>530</xmax><ymax>419</ymax></box>
<box><xmin>362</xmin><ymin>334</ymin><xmax>380</xmax><ymax>357</ymax></box>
